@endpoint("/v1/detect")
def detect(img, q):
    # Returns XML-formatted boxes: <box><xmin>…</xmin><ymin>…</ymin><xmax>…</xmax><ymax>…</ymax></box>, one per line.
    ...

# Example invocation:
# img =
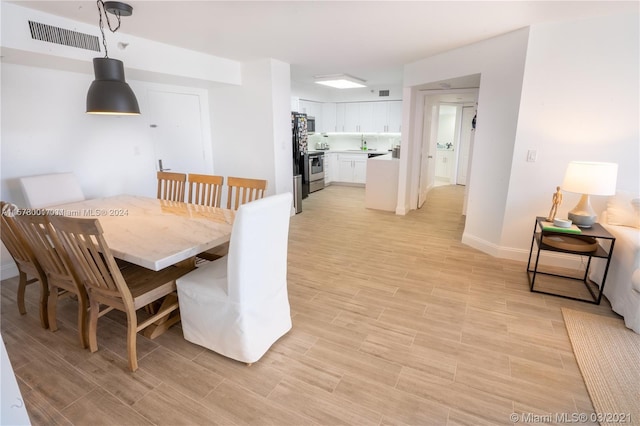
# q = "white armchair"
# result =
<box><xmin>19</xmin><ymin>172</ymin><xmax>85</xmax><ymax>208</ymax></box>
<box><xmin>176</xmin><ymin>193</ymin><xmax>293</xmax><ymax>363</ymax></box>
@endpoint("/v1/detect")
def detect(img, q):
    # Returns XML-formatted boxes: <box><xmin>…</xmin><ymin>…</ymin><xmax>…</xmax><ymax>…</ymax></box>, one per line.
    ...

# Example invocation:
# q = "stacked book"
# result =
<box><xmin>540</xmin><ymin>221</ymin><xmax>582</xmax><ymax>234</ymax></box>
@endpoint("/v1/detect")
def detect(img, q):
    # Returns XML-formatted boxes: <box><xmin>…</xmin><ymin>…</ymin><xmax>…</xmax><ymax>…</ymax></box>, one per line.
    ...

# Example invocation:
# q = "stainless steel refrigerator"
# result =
<box><xmin>292</xmin><ymin>112</ymin><xmax>309</xmax><ymax>209</ymax></box>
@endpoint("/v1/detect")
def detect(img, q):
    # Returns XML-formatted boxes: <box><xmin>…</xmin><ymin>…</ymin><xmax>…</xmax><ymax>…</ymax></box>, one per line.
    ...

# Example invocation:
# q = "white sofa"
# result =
<box><xmin>591</xmin><ymin>191</ymin><xmax>640</xmax><ymax>334</ymax></box>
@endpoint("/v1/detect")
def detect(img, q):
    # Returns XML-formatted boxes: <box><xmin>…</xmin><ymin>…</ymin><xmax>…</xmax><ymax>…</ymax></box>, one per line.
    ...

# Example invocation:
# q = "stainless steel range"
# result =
<box><xmin>308</xmin><ymin>152</ymin><xmax>325</xmax><ymax>193</ymax></box>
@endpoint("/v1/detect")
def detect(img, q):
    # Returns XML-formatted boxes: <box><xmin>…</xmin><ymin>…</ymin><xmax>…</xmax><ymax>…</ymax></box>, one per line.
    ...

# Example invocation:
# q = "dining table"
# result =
<box><xmin>49</xmin><ymin>194</ymin><xmax>235</xmax><ymax>339</ymax></box>
<box><xmin>51</xmin><ymin>194</ymin><xmax>235</xmax><ymax>271</ymax></box>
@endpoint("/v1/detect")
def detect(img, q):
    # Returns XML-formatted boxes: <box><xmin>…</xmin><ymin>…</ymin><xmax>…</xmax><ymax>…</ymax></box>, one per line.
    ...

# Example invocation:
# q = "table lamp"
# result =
<box><xmin>561</xmin><ymin>161</ymin><xmax>618</xmax><ymax>228</ymax></box>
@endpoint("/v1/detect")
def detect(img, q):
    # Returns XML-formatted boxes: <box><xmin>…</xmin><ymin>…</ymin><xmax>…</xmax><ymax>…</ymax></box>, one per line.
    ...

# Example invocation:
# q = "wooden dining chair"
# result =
<box><xmin>13</xmin><ymin>214</ymin><xmax>89</xmax><ymax>348</ymax></box>
<box><xmin>157</xmin><ymin>171</ymin><xmax>186</xmax><ymax>202</ymax></box>
<box><xmin>0</xmin><ymin>202</ymin><xmax>49</xmax><ymax>328</ymax></box>
<box><xmin>226</xmin><ymin>177</ymin><xmax>268</xmax><ymax>210</ymax></box>
<box><xmin>188</xmin><ymin>174</ymin><xmax>224</xmax><ymax>207</ymax></box>
<box><xmin>48</xmin><ymin>215</ymin><xmax>194</xmax><ymax>372</ymax></box>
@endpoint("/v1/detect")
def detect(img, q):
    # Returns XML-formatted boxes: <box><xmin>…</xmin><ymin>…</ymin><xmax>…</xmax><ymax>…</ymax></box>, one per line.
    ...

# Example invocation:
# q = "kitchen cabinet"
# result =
<box><xmin>387</xmin><ymin>101</ymin><xmax>403</xmax><ymax>133</ymax></box>
<box><xmin>298</xmin><ymin>100</ymin><xmax>323</xmax><ymax>131</ymax></box>
<box><xmin>372</xmin><ymin>101</ymin><xmax>402</xmax><ymax>133</ymax></box>
<box><xmin>324</xmin><ymin>152</ymin><xmax>338</xmax><ymax>184</ymax></box>
<box><xmin>343</xmin><ymin>102</ymin><xmax>374</xmax><ymax>133</ymax></box>
<box><xmin>336</xmin><ymin>103</ymin><xmax>346</xmax><ymax>133</ymax></box>
<box><xmin>325</xmin><ymin>101</ymin><xmax>402</xmax><ymax>133</ymax></box>
<box><xmin>435</xmin><ymin>149</ymin><xmax>455</xmax><ymax>183</ymax></box>
<box><xmin>322</xmin><ymin>103</ymin><xmax>337</xmax><ymax>132</ymax></box>
<box><xmin>337</xmin><ymin>153</ymin><xmax>367</xmax><ymax>184</ymax></box>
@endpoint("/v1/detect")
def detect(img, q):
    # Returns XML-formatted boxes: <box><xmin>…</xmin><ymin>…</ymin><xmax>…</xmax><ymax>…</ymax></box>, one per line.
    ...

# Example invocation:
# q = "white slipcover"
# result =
<box><xmin>176</xmin><ymin>192</ymin><xmax>293</xmax><ymax>363</ymax></box>
<box><xmin>19</xmin><ymin>172</ymin><xmax>85</xmax><ymax>208</ymax></box>
<box><xmin>590</xmin><ymin>206</ymin><xmax>640</xmax><ymax>334</ymax></box>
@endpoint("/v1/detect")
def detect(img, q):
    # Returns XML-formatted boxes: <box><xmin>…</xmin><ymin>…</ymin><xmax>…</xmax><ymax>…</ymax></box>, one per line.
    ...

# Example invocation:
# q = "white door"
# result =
<box><xmin>147</xmin><ymin>90</ymin><xmax>210</xmax><ymax>175</ymax></box>
<box><xmin>418</xmin><ymin>97</ymin><xmax>438</xmax><ymax>208</ymax></box>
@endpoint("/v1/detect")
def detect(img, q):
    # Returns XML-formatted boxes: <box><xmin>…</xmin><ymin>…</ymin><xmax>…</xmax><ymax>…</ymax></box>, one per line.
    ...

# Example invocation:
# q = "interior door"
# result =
<box><xmin>147</xmin><ymin>90</ymin><xmax>209</xmax><ymax>175</ymax></box>
<box><xmin>418</xmin><ymin>97</ymin><xmax>438</xmax><ymax>208</ymax></box>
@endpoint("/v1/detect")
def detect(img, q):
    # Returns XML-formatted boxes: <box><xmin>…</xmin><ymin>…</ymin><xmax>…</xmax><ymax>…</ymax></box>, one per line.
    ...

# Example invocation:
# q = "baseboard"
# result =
<box><xmin>462</xmin><ymin>232</ymin><xmax>585</xmax><ymax>270</ymax></box>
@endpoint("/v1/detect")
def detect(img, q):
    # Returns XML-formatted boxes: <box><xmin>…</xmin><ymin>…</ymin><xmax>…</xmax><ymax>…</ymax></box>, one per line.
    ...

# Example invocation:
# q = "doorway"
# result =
<box><xmin>146</xmin><ymin>89</ymin><xmax>213</xmax><ymax>176</ymax></box>
<box><xmin>417</xmin><ymin>89</ymin><xmax>478</xmax><ymax>209</ymax></box>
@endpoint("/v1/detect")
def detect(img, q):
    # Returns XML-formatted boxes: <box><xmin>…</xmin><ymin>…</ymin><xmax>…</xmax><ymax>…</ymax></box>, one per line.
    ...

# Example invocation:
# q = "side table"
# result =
<box><xmin>526</xmin><ymin>216</ymin><xmax>616</xmax><ymax>304</ymax></box>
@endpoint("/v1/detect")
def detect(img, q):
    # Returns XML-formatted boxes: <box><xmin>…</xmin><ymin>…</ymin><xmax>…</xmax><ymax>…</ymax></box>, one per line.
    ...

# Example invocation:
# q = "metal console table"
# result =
<box><xmin>527</xmin><ymin>216</ymin><xmax>616</xmax><ymax>304</ymax></box>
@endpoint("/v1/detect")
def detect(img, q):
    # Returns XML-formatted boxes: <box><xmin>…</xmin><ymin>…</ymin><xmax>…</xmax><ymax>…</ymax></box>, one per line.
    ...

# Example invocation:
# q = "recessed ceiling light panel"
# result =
<box><xmin>314</xmin><ymin>74</ymin><xmax>366</xmax><ymax>89</ymax></box>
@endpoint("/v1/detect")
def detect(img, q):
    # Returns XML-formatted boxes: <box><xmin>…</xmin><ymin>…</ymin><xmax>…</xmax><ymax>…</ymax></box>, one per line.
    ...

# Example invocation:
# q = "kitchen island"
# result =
<box><xmin>364</xmin><ymin>153</ymin><xmax>399</xmax><ymax>212</ymax></box>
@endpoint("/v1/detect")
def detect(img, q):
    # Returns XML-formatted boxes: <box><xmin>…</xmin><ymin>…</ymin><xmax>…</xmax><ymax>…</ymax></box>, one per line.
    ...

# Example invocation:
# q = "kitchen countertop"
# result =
<box><xmin>368</xmin><ymin>153</ymin><xmax>396</xmax><ymax>161</ymax></box>
<box><xmin>308</xmin><ymin>149</ymin><xmax>393</xmax><ymax>154</ymax></box>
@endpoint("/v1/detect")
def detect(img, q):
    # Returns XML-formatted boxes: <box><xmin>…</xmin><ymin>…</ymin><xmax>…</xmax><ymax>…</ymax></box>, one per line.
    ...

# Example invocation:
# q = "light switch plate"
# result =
<box><xmin>527</xmin><ymin>150</ymin><xmax>537</xmax><ymax>162</ymax></box>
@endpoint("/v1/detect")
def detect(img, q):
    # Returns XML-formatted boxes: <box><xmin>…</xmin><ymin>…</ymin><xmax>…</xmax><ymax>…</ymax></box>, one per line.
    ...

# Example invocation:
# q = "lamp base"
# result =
<box><xmin>568</xmin><ymin>193</ymin><xmax>597</xmax><ymax>228</ymax></box>
<box><xmin>568</xmin><ymin>211</ymin><xmax>596</xmax><ymax>228</ymax></box>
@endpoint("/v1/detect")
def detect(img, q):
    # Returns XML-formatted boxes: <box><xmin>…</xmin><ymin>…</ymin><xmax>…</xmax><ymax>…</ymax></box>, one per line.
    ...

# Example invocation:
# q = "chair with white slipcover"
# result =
<box><xmin>176</xmin><ymin>192</ymin><xmax>293</xmax><ymax>364</ymax></box>
<box><xmin>19</xmin><ymin>172</ymin><xmax>85</xmax><ymax>209</ymax></box>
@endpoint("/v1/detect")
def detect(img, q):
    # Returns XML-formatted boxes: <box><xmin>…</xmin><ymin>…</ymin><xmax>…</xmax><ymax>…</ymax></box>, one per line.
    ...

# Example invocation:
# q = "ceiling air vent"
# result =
<box><xmin>28</xmin><ymin>20</ymin><xmax>100</xmax><ymax>52</ymax></box>
<box><xmin>379</xmin><ymin>90</ymin><xmax>390</xmax><ymax>97</ymax></box>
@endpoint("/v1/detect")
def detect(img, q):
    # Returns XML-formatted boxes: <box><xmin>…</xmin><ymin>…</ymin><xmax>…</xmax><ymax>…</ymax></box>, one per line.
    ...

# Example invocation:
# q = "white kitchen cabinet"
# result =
<box><xmin>343</xmin><ymin>102</ymin><xmax>375</xmax><ymax>133</ymax></box>
<box><xmin>372</xmin><ymin>102</ymin><xmax>388</xmax><ymax>133</ymax></box>
<box><xmin>336</xmin><ymin>103</ymin><xmax>346</xmax><ymax>132</ymax></box>
<box><xmin>302</xmin><ymin>100</ymin><xmax>402</xmax><ymax>133</ymax></box>
<box><xmin>299</xmin><ymin>100</ymin><xmax>323</xmax><ymax>130</ymax></box>
<box><xmin>337</xmin><ymin>153</ymin><xmax>367</xmax><ymax>184</ymax></box>
<box><xmin>324</xmin><ymin>101</ymin><xmax>402</xmax><ymax>133</ymax></box>
<box><xmin>324</xmin><ymin>152</ymin><xmax>338</xmax><ymax>184</ymax></box>
<box><xmin>322</xmin><ymin>103</ymin><xmax>337</xmax><ymax>132</ymax></box>
<box><xmin>371</xmin><ymin>101</ymin><xmax>402</xmax><ymax>133</ymax></box>
<box><xmin>353</xmin><ymin>158</ymin><xmax>367</xmax><ymax>183</ymax></box>
<box><xmin>344</xmin><ymin>103</ymin><xmax>359</xmax><ymax>132</ymax></box>
<box><xmin>387</xmin><ymin>101</ymin><xmax>403</xmax><ymax>133</ymax></box>
<box><xmin>435</xmin><ymin>149</ymin><xmax>455</xmax><ymax>183</ymax></box>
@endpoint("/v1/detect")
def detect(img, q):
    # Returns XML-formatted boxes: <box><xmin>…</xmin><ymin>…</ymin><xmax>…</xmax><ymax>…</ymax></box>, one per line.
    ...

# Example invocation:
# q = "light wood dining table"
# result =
<box><xmin>50</xmin><ymin>194</ymin><xmax>235</xmax><ymax>339</ymax></box>
<box><xmin>52</xmin><ymin>194</ymin><xmax>234</xmax><ymax>271</ymax></box>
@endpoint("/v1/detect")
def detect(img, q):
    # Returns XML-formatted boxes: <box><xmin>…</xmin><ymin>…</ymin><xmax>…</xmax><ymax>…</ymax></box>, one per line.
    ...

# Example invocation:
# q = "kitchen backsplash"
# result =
<box><xmin>308</xmin><ymin>133</ymin><xmax>400</xmax><ymax>152</ymax></box>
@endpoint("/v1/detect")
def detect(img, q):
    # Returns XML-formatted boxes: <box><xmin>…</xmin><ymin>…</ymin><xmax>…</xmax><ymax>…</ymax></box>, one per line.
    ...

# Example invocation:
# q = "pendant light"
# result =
<box><xmin>86</xmin><ymin>1</ymin><xmax>140</xmax><ymax>115</ymax></box>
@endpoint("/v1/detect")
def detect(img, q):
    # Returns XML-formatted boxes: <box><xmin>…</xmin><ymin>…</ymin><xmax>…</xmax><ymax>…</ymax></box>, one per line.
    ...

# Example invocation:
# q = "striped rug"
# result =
<box><xmin>562</xmin><ymin>308</ymin><xmax>640</xmax><ymax>426</ymax></box>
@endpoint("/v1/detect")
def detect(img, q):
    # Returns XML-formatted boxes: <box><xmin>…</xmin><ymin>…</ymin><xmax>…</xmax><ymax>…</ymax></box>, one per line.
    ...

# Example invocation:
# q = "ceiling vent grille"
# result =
<box><xmin>379</xmin><ymin>90</ymin><xmax>390</xmax><ymax>97</ymax></box>
<box><xmin>28</xmin><ymin>20</ymin><xmax>100</xmax><ymax>52</ymax></box>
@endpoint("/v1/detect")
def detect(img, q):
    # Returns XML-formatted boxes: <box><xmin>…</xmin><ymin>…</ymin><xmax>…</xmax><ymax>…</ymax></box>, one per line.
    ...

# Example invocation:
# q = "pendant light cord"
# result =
<box><xmin>97</xmin><ymin>0</ymin><xmax>122</xmax><ymax>58</ymax></box>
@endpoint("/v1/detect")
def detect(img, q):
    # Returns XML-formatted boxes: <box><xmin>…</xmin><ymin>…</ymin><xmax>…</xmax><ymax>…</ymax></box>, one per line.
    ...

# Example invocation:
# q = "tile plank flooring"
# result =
<box><xmin>1</xmin><ymin>184</ymin><xmax>621</xmax><ymax>425</ymax></box>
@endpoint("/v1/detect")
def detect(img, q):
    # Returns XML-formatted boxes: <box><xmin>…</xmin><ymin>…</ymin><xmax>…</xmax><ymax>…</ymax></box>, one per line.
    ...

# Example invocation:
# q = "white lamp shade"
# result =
<box><xmin>561</xmin><ymin>161</ymin><xmax>618</xmax><ymax>196</ymax></box>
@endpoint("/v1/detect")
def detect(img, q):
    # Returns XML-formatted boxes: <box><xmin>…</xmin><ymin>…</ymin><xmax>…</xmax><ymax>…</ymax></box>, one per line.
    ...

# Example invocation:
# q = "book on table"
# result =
<box><xmin>540</xmin><ymin>221</ymin><xmax>582</xmax><ymax>234</ymax></box>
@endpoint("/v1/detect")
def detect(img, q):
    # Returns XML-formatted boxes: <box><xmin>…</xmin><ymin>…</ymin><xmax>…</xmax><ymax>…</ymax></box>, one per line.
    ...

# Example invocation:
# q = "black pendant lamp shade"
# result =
<box><xmin>86</xmin><ymin>57</ymin><xmax>140</xmax><ymax>115</ymax></box>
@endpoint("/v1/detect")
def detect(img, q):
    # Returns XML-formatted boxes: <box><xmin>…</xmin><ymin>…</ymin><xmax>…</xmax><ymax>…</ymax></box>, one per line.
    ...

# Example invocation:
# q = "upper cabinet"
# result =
<box><xmin>387</xmin><ymin>101</ymin><xmax>403</xmax><ymax>133</ymax></box>
<box><xmin>295</xmin><ymin>99</ymin><xmax>403</xmax><ymax>134</ymax></box>
<box><xmin>371</xmin><ymin>101</ymin><xmax>402</xmax><ymax>133</ymax></box>
<box><xmin>321</xmin><ymin>103</ymin><xmax>337</xmax><ymax>133</ymax></box>
<box><xmin>298</xmin><ymin>100</ymin><xmax>323</xmax><ymax>131</ymax></box>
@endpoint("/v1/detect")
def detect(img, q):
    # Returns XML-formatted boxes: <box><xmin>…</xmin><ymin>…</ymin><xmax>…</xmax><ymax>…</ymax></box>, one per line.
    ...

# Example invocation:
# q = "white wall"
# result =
<box><xmin>403</xmin><ymin>12</ymin><xmax>639</xmax><ymax>262</ymax></box>
<box><xmin>1</xmin><ymin>2</ymin><xmax>241</xmax><ymax>86</ymax></box>
<box><xmin>0</xmin><ymin>4</ymin><xmax>292</xmax><ymax>279</ymax></box>
<box><xmin>0</xmin><ymin>63</ymin><xmax>215</xmax><ymax>277</ymax></box>
<box><xmin>209</xmin><ymin>59</ymin><xmax>293</xmax><ymax>205</ymax></box>
<box><xmin>292</xmin><ymin>82</ymin><xmax>403</xmax><ymax>103</ymax></box>
<box><xmin>403</xmin><ymin>27</ymin><xmax>530</xmax><ymax>251</ymax></box>
<box><xmin>500</xmin><ymin>13</ymin><xmax>640</xmax><ymax>258</ymax></box>
<box><xmin>270</xmin><ymin>60</ymin><xmax>295</xmax><ymax>196</ymax></box>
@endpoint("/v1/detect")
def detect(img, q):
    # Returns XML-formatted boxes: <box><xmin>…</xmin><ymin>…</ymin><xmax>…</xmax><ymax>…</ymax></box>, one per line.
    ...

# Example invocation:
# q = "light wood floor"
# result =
<box><xmin>1</xmin><ymin>185</ymin><xmax>621</xmax><ymax>425</ymax></box>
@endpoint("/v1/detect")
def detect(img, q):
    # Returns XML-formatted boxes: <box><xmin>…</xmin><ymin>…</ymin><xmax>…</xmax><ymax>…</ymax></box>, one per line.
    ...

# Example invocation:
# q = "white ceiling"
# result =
<box><xmin>9</xmin><ymin>1</ymin><xmax>638</xmax><ymax>88</ymax></box>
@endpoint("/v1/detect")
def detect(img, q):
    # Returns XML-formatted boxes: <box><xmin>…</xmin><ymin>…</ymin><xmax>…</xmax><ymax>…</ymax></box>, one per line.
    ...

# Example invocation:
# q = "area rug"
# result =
<box><xmin>562</xmin><ymin>308</ymin><xmax>640</xmax><ymax>426</ymax></box>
